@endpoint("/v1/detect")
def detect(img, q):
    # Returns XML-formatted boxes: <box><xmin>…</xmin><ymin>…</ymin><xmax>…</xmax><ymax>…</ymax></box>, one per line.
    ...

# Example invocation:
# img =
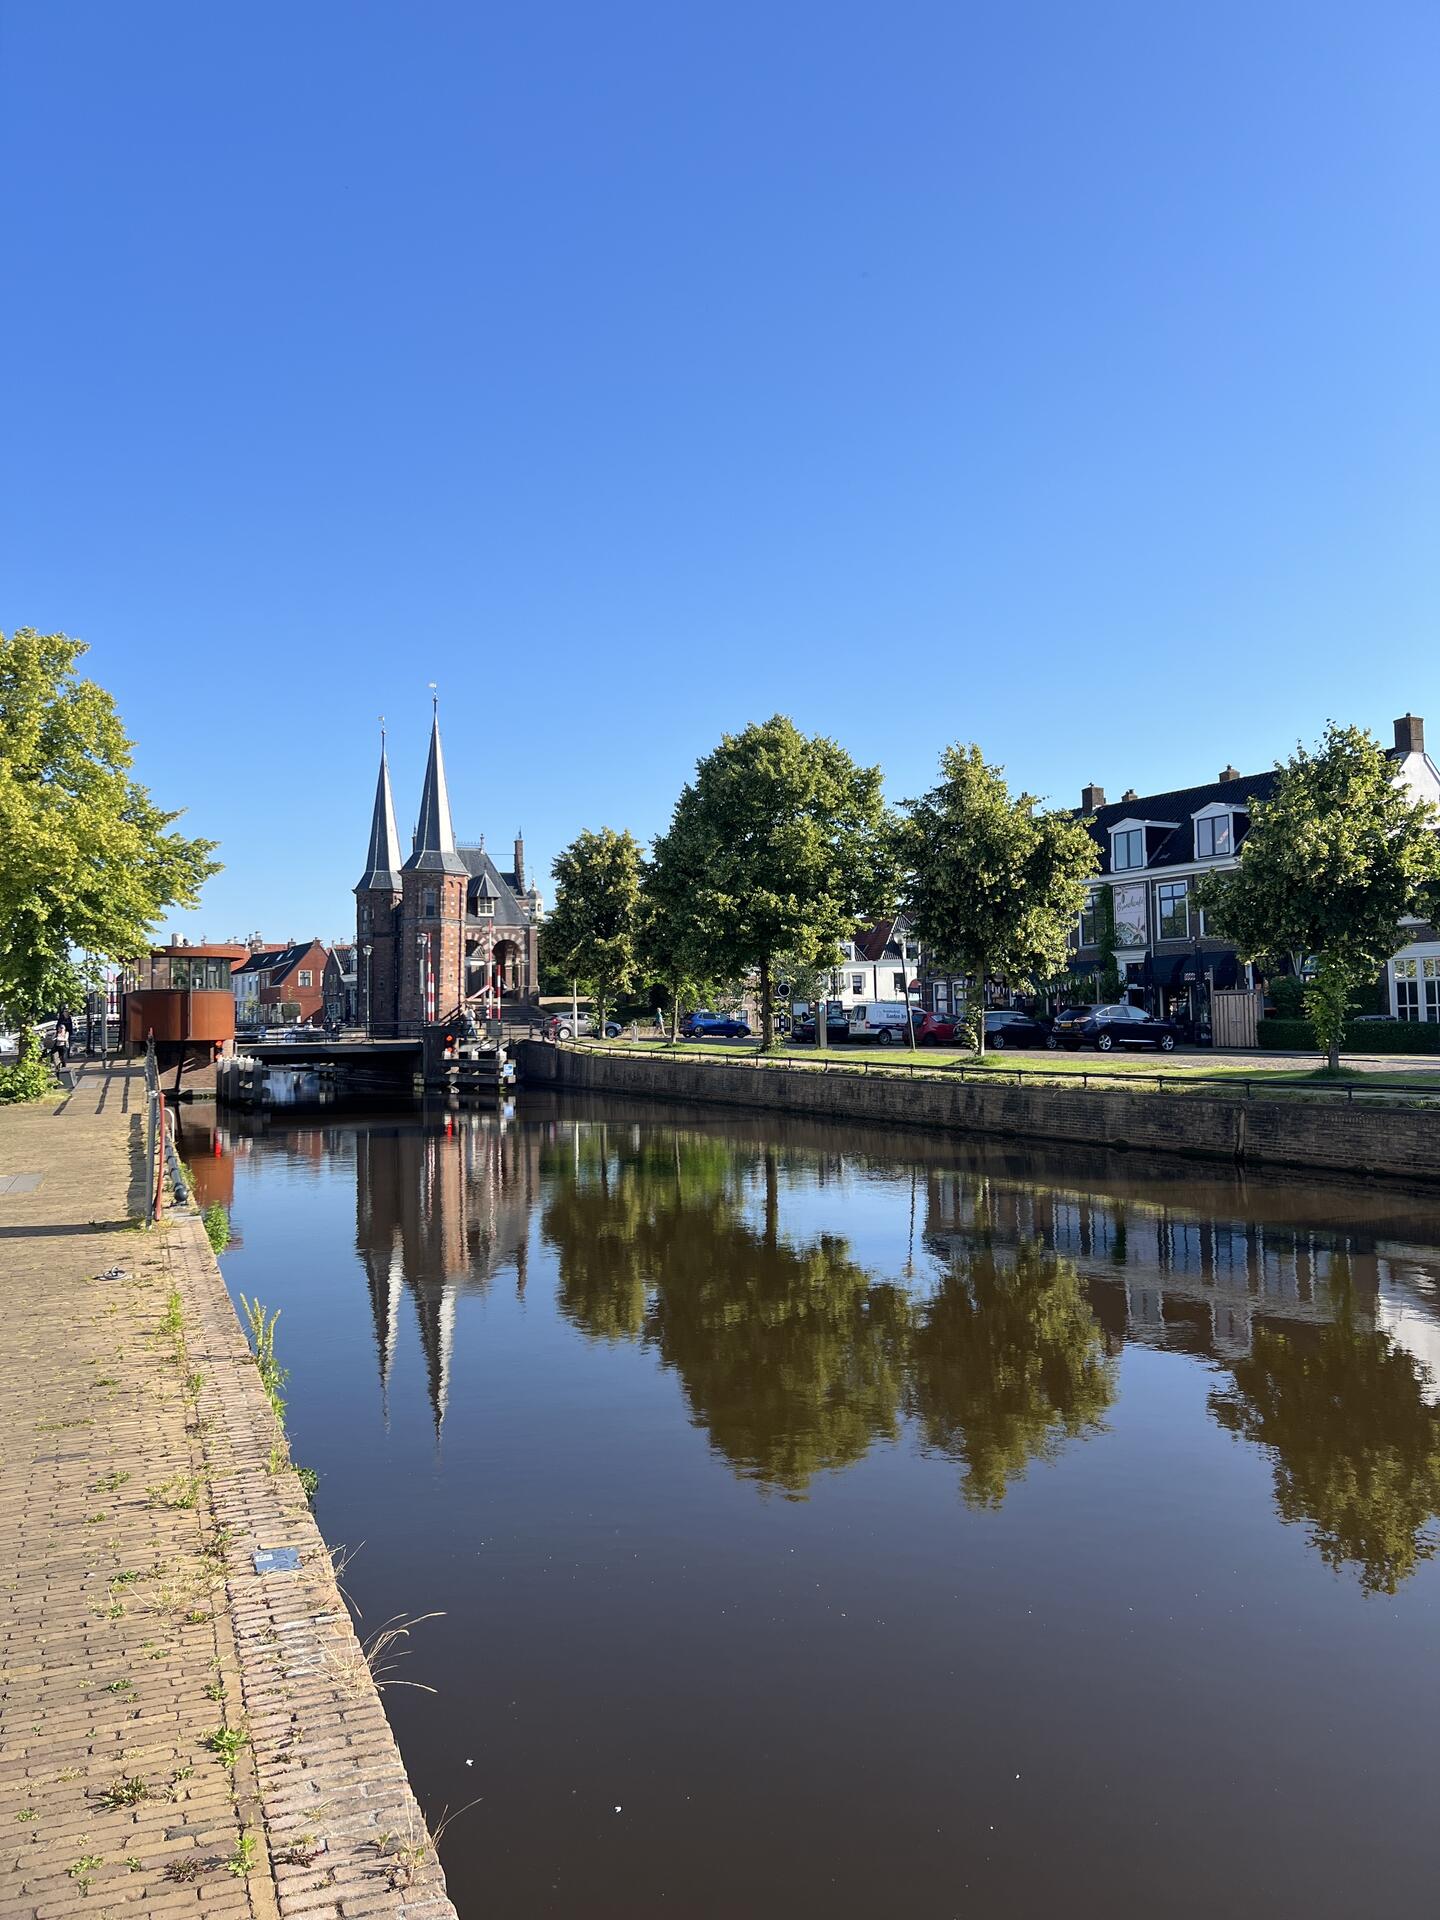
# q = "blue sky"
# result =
<box><xmin>4</xmin><ymin>2</ymin><xmax>1437</xmax><ymax>942</ymax></box>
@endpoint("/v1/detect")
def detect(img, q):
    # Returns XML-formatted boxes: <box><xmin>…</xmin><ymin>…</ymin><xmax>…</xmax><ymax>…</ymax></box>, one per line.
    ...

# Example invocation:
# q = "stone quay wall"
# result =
<box><xmin>517</xmin><ymin>1043</ymin><xmax>1440</xmax><ymax>1183</ymax></box>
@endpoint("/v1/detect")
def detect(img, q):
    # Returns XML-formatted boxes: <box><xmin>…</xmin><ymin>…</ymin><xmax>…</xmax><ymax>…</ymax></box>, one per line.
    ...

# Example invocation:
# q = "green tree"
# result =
<box><xmin>1209</xmin><ymin>1275</ymin><xmax>1440</xmax><ymax>1594</ymax></box>
<box><xmin>658</xmin><ymin>716</ymin><xmax>892</xmax><ymax>1048</ymax></box>
<box><xmin>895</xmin><ymin>744</ymin><xmax>1099</xmax><ymax>1055</ymax></box>
<box><xmin>640</xmin><ymin>816</ymin><xmax>731</xmax><ymax>1041</ymax></box>
<box><xmin>540</xmin><ymin>827</ymin><xmax>645</xmax><ymax>1032</ymax></box>
<box><xmin>0</xmin><ymin>629</ymin><xmax>219</xmax><ymax>1033</ymax></box>
<box><xmin>907</xmin><ymin>1241</ymin><xmax>1116</xmax><ymax>1507</ymax></box>
<box><xmin>1195</xmin><ymin>724</ymin><xmax>1440</xmax><ymax>1067</ymax></box>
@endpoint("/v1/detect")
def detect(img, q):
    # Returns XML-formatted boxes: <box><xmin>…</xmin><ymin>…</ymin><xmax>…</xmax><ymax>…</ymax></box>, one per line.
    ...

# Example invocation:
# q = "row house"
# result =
<box><xmin>826</xmin><ymin>917</ymin><xmax>922</xmax><ymax>1012</ymax></box>
<box><xmin>1069</xmin><ymin>713</ymin><xmax>1439</xmax><ymax>1032</ymax></box>
<box><xmin>232</xmin><ymin>938</ymin><xmax>329</xmax><ymax>1027</ymax></box>
<box><xmin>323</xmin><ymin>943</ymin><xmax>359</xmax><ymax>1026</ymax></box>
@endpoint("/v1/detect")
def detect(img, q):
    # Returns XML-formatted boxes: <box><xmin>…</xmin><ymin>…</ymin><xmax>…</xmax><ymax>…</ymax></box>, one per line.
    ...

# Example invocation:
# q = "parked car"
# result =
<box><xmin>682</xmin><ymin>1011</ymin><xmax>752</xmax><ymax>1040</ymax></box>
<box><xmin>793</xmin><ymin>1005</ymin><xmax>852</xmax><ymax>1045</ymax></box>
<box><xmin>977</xmin><ymin>1009</ymin><xmax>1056</xmax><ymax>1050</ymax></box>
<box><xmin>545</xmin><ymin>1011</ymin><xmax>623</xmax><ymax>1040</ymax></box>
<box><xmin>916</xmin><ymin>1011</ymin><xmax>964</xmax><ymax>1046</ymax></box>
<box><xmin>1052</xmin><ymin>1004</ymin><xmax>1179</xmax><ymax>1052</ymax></box>
<box><xmin>847</xmin><ymin>1001</ymin><xmax>919</xmax><ymax>1045</ymax></box>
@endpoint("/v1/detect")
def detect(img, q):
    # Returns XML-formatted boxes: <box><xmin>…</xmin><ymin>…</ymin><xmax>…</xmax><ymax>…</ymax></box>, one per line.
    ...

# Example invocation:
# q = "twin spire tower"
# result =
<box><xmin>354</xmin><ymin>709</ymin><xmax>540</xmax><ymax>1036</ymax></box>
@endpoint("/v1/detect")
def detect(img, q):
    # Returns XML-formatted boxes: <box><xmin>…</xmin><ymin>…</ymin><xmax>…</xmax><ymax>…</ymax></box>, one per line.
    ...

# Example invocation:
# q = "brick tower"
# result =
<box><xmin>354</xmin><ymin>734</ymin><xmax>404</xmax><ymax>1036</ymax></box>
<box><xmin>398</xmin><ymin>706</ymin><xmax>468</xmax><ymax>1035</ymax></box>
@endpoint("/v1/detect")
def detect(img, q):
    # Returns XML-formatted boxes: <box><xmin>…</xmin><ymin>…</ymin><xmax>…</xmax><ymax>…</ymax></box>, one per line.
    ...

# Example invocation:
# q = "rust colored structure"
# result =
<box><xmin>123</xmin><ymin>942</ymin><xmax>244</xmax><ymax>1084</ymax></box>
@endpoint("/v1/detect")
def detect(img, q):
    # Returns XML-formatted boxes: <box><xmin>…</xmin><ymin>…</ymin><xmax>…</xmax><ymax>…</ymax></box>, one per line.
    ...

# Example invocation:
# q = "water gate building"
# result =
<box><xmin>355</xmin><ymin>713</ymin><xmax>542</xmax><ymax>1037</ymax></box>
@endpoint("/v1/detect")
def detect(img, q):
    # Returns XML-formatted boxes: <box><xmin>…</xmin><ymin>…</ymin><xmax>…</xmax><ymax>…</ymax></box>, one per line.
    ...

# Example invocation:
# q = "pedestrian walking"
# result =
<box><xmin>50</xmin><ymin>1008</ymin><xmax>75</xmax><ymax>1072</ymax></box>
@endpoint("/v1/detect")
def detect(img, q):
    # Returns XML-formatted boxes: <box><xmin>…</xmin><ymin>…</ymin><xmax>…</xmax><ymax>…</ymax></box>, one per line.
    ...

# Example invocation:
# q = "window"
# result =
<box><xmin>1111</xmin><ymin>828</ymin><xmax>1144</xmax><ymax>871</ymax></box>
<box><xmin>359</xmin><ymin>904</ymin><xmax>371</xmax><ymax>932</ymax></box>
<box><xmin>1156</xmin><ymin>882</ymin><xmax>1189</xmax><ymax>941</ymax></box>
<box><xmin>1196</xmin><ymin>814</ymin><xmax>1233</xmax><ymax>859</ymax></box>
<box><xmin>422</xmin><ymin>888</ymin><xmax>437</xmax><ymax>918</ymax></box>
<box><xmin>475</xmin><ymin>896</ymin><xmax>495</xmax><ymax>917</ymax></box>
<box><xmin>1427</xmin><ymin>958</ymin><xmax>1440</xmax><ymax>1022</ymax></box>
<box><xmin>298</xmin><ymin>970</ymin><xmax>312</xmax><ymax>989</ymax></box>
<box><xmin>851</xmin><ymin>973</ymin><xmax>865</xmax><ymax>995</ymax></box>
<box><xmin>893</xmin><ymin>971</ymin><xmax>907</xmax><ymax>994</ymax></box>
<box><xmin>1079</xmin><ymin>891</ymin><xmax>1100</xmax><ymax>946</ymax></box>
<box><xmin>1395</xmin><ymin>958</ymin><xmax>1419</xmax><ymax>1020</ymax></box>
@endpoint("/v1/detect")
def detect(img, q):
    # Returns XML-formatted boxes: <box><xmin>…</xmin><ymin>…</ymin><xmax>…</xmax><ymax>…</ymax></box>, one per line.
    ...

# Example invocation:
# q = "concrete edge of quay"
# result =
<box><xmin>166</xmin><ymin>1210</ymin><xmax>459</xmax><ymax>1920</ymax></box>
<box><xmin>518</xmin><ymin>1041</ymin><xmax>1440</xmax><ymax>1183</ymax></box>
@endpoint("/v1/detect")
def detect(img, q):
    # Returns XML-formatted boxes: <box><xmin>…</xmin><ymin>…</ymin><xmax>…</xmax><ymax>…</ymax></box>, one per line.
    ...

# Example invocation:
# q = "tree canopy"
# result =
<box><xmin>656</xmin><ymin>716</ymin><xmax>893</xmax><ymax>1047</ymax></box>
<box><xmin>0</xmin><ymin>628</ymin><xmax>220</xmax><ymax>1024</ymax></box>
<box><xmin>1195</xmin><ymin>723</ymin><xmax>1440</xmax><ymax>1066</ymax></box>
<box><xmin>539</xmin><ymin>826</ymin><xmax>645</xmax><ymax>1027</ymax></box>
<box><xmin>895</xmin><ymin>744</ymin><xmax>1099</xmax><ymax>1054</ymax></box>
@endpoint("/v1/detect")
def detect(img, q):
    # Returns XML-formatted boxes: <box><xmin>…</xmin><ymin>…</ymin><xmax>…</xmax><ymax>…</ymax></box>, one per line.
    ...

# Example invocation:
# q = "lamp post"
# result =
<box><xmin>362</xmin><ymin>943</ymin><xmax>373</xmax><ymax>1037</ymax></box>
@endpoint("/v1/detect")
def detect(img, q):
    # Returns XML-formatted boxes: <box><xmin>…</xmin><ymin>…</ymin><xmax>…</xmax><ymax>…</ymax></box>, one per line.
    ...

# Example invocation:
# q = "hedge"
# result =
<box><xmin>1257</xmin><ymin>1016</ymin><xmax>1440</xmax><ymax>1054</ymax></box>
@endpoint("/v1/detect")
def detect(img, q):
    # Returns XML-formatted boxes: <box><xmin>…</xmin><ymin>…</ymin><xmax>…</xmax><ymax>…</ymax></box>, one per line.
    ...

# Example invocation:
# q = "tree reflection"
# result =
<box><xmin>542</xmin><ymin>1134</ymin><xmax>912</xmax><ymax>1495</ymax></box>
<box><xmin>907</xmin><ymin>1242</ymin><xmax>1116</xmax><ymax>1508</ymax></box>
<box><xmin>1209</xmin><ymin>1276</ymin><xmax>1440</xmax><ymax>1594</ymax></box>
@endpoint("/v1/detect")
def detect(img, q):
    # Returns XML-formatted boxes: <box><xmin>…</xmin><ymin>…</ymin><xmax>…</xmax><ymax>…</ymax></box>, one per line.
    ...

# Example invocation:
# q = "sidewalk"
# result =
<box><xmin>0</xmin><ymin>1068</ymin><xmax>455</xmax><ymax>1920</ymax></box>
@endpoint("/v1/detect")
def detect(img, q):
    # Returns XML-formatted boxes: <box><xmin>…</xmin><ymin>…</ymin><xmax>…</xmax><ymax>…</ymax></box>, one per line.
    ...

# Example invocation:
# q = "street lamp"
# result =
<box><xmin>362</xmin><ymin>943</ymin><xmax>373</xmax><ymax>1037</ymax></box>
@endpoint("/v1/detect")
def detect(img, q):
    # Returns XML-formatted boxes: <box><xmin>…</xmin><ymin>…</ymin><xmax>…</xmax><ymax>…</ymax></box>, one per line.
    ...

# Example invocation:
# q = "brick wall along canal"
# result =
<box><xmin>178</xmin><ymin>1092</ymin><xmax>1440</xmax><ymax>1920</ymax></box>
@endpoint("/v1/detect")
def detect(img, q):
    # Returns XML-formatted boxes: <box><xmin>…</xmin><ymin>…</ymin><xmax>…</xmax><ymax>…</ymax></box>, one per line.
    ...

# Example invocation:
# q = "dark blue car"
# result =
<box><xmin>682</xmin><ymin>1011</ymin><xmax>752</xmax><ymax>1040</ymax></box>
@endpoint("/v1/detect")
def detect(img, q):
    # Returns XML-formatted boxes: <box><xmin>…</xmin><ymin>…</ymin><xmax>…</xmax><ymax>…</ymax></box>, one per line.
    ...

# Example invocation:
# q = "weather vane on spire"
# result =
<box><xmin>428</xmin><ymin>680</ymin><xmax>438</xmax><ymax>716</ymax></box>
<box><xmin>379</xmin><ymin>713</ymin><xmax>386</xmax><ymax>745</ymax></box>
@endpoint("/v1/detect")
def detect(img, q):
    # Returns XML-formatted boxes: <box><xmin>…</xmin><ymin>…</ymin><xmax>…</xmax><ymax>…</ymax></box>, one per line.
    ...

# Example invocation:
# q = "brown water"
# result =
<box><xmin>185</xmin><ymin>1094</ymin><xmax>1440</xmax><ymax>1919</ymax></box>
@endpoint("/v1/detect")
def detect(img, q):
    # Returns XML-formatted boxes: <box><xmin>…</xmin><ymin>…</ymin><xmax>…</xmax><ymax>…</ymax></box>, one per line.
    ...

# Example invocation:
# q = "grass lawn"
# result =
<box><xmin>566</xmin><ymin>1036</ymin><xmax>1440</xmax><ymax>1095</ymax></box>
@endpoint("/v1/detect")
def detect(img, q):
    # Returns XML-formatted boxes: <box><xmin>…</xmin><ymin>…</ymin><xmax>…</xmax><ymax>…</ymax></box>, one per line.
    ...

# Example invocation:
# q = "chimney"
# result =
<box><xmin>1394</xmin><ymin>714</ymin><xmax>1425</xmax><ymax>755</ymax></box>
<box><xmin>1081</xmin><ymin>783</ymin><xmax>1106</xmax><ymax>812</ymax></box>
<box><xmin>513</xmin><ymin>830</ymin><xmax>525</xmax><ymax>894</ymax></box>
<box><xmin>1219</xmin><ymin>764</ymin><xmax>1242</xmax><ymax>783</ymax></box>
<box><xmin>1121</xmin><ymin>788</ymin><xmax>1139</xmax><ymax>803</ymax></box>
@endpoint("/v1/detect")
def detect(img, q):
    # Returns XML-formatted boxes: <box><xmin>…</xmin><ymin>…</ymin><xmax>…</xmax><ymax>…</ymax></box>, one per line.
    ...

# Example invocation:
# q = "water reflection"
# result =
<box><xmin>206</xmin><ymin>1100</ymin><xmax>1440</xmax><ymax>1590</ymax></box>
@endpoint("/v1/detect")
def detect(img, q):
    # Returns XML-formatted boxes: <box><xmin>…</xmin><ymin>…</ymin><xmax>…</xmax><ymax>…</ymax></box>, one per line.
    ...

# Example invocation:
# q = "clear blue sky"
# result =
<box><xmin>4</xmin><ymin>2</ymin><xmax>1437</xmax><ymax>943</ymax></box>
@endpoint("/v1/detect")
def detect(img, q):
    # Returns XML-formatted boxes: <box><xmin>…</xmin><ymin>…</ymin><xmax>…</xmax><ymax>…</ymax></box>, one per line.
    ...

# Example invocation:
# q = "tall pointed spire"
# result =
<box><xmin>356</xmin><ymin>723</ymin><xmax>403</xmax><ymax>892</ymax></box>
<box><xmin>404</xmin><ymin>695</ymin><xmax>466</xmax><ymax>874</ymax></box>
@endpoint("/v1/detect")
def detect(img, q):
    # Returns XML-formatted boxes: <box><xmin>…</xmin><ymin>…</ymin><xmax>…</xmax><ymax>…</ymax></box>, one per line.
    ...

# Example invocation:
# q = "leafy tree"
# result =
<box><xmin>658</xmin><ymin>717</ymin><xmax>892</xmax><ymax>1048</ymax></box>
<box><xmin>895</xmin><ymin>744</ymin><xmax>1099</xmax><ymax>1055</ymax></box>
<box><xmin>1209</xmin><ymin>1273</ymin><xmax>1440</xmax><ymax>1594</ymax></box>
<box><xmin>0</xmin><ymin>628</ymin><xmax>219</xmax><ymax>1033</ymax></box>
<box><xmin>907</xmin><ymin>1241</ymin><xmax>1116</xmax><ymax>1507</ymax></box>
<box><xmin>640</xmin><ymin>817</ymin><xmax>732</xmax><ymax>1041</ymax></box>
<box><xmin>1195</xmin><ymin>724</ymin><xmax>1440</xmax><ymax>1068</ymax></box>
<box><xmin>540</xmin><ymin>827</ymin><xmax>645</xmax><ymax>1031</ymax></box>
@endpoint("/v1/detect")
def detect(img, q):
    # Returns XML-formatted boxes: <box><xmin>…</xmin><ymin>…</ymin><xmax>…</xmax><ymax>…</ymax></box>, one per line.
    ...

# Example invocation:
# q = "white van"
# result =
<box><xmin>847</xmin><ymin>1001</ymin><xmax>917</xmax><ymax>1044</ymax></box>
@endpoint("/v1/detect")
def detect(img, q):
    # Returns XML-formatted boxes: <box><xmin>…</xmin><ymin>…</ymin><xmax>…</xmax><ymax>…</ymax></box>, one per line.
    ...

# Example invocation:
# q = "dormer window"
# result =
<box><xmin>475</xmin><ymin>895</ymin><xmax>495</xmax><ymax>917</ymax></box>
<box><xmin>1111</xmin><ymin>827</ymin><xmax>1144</xmax><ymax>871</ymax></box>
<box><xmin>1196</xmin><ymin>813</ymin><xmax>1233</xmax><ymax>859</ymax></box>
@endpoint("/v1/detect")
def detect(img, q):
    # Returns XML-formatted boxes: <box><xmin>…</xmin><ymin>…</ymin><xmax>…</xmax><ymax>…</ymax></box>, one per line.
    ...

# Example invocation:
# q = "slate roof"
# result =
<box><xmin>233</xmin><ymin>942</ymin><xmax>322</xmax><ymax>979</ymax></box>
<box><xmin>456</xmin><ymin>846</ymin><xmax>531</xmax><ymax>929</ymax></box>
<box><xmin>1081</xmin><ymin>771</ymin><xmax>1279</xmax><ymax>874</ymax></box>
<box><xmin>404</xmin><ymin>714</ymin><xmax>468</xmax><ymax>876</ymax></box>
<box><xmin>356</xmin><ymin>747</ymin><xmax>403</xmax><ymax>893</ymax></box>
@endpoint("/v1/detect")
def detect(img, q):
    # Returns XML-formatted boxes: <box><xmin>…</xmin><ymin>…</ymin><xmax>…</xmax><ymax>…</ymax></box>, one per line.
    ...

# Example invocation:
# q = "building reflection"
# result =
<box><xmin>354</xmin><ymin>1108</ymin><xmax>541</xmax><ymax>1432</ymax></box>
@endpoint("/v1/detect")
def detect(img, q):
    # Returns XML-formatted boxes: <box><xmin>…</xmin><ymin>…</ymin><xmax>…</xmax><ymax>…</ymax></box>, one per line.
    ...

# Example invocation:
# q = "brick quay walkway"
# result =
<box><xmin>0</xmin><ymin>1068</ymin><xmax>456</xmax><ymax>1920</ymax></box>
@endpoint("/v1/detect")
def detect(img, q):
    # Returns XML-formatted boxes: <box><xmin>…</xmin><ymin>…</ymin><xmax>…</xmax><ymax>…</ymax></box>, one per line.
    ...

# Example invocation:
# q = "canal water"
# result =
<box><xmin>179</xmin><ymin>1094</ymin><xmax>1440</xmax><ymax>1919</ymax></box>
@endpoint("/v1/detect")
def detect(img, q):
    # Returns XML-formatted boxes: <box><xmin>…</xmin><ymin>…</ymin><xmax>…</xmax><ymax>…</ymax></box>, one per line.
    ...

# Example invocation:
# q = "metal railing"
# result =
<box><xmin>554</xmin><ymin>1038</ymin><xmax>1440</xmax><ymax>1106</ymax></box>
<box><xmin>142</xmin><ymin>1038</ymin><xmax>190</xmax><ymax>1223</ymax></box>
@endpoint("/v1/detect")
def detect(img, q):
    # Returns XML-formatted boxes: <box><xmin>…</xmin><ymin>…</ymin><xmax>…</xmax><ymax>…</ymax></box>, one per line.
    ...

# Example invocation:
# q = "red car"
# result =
<box><xmin>916</xmin><ymin>1011</ymin><xmax>964</xmax><ymax>1046</ymax></box>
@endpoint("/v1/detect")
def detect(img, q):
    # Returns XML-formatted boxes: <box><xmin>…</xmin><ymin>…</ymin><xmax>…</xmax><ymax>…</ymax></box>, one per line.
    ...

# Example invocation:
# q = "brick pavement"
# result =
<box><xmin>0</xmin><ymin>1069</ymin><xmax>456</xmax><ymax>1920</ymax></box>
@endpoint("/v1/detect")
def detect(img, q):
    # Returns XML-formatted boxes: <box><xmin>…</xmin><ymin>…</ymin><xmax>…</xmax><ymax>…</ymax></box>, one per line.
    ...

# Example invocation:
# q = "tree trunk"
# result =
<box><xmin>1328</xmin><ymin>1032</ymin><xmax>1341</xmax><ymax>1072</ymax></box>
<box><xmin>669</xmin><ymin>981</ymin><xmax>681</xmax><ymax>1044</ymax></box>
<box><xmin>760</xmin><ymin>953</ymin><xmax>775</xmax><ymax>1050</ymax></box>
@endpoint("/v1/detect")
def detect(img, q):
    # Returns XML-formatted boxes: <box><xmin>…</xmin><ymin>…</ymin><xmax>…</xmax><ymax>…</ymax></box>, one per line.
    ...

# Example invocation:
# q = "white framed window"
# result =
<box><xmin>475</xmin><ymin>896</ymin><xmax>495</xmax><ymax>917</ymax></box>
<box><xmin>1196</xmin><ymin>813</ymin><xmax>1233</xmax><ymax>859</ymax></box>
<box><xmin>297</xmin><ymin>970</ymin><xmax>312</xmax><ymax>989</ymax></box>
<box><xmin>1427</xmin><ymin>957</ymin><xmax>1440</xmax><ymax>1022</ymax></box>
<box><xmin>1111</xmin><ymin>828</ymin><xmax>1144</xmax><ymax>871</ymax></box>
<box><xmin>851</xmin><ymin>973</ymin><xmax>864</xmax><ymax>995</ymax></box>
<box><xmin>1155</xmin><ymin>881</ymin><xmax>1189</xmax><ymax>941</ymax></box>
<box><xmin>1395</xmin><ymin>958</ymin><xmax>1419</xmax><ymax>1020</ymax></box>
